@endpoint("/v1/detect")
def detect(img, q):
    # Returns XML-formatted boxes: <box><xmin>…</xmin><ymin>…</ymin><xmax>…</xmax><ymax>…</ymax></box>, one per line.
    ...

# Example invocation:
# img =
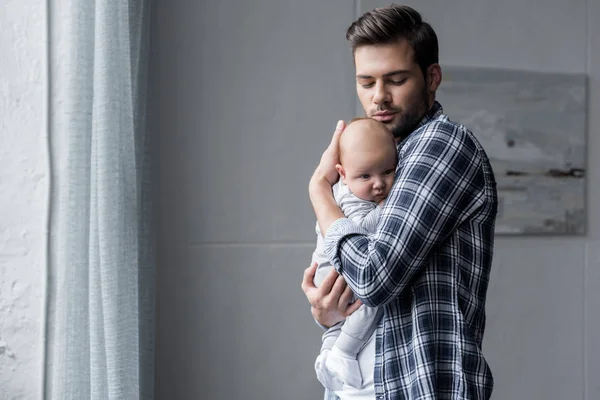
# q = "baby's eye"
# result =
<box><xmin>360</xmin><ymin>174</ymin><xmax>370</xmax><ymax>180</ymax></box>
<box><xmin>384</xmin><ymin>169</ymin><xmax>394</xmax><ymax>175</ymax></box>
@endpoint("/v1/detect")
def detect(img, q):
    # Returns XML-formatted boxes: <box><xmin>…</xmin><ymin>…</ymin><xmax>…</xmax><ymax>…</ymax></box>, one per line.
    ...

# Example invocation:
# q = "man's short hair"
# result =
<box><xmin>345</xmin><ymin>4</ymin><xmax>439</xmax><ymax>78</ymax></box>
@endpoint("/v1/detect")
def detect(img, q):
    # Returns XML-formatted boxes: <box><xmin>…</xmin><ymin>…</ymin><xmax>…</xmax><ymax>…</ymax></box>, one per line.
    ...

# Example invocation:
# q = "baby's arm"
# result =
<box><xmin>336</xmin><ymin>199</ymin><xmax>384</xmax><ymax>355</ymax></box>
<box><xmin>357</xmin><ymin>204</ymin><xmax>383</xmax><ymax>231</ymax></box>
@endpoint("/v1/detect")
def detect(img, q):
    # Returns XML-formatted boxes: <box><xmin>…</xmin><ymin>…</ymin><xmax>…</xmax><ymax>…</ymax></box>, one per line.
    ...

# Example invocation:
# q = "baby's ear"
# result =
<box><xmin>335</xmin><ymin>164</ymin><xmax>345</xmax><ymax>180</ymax></box>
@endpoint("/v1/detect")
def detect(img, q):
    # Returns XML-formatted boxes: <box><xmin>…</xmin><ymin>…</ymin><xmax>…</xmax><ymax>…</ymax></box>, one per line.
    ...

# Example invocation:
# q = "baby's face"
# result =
<box><xmin>342</xmin><ymin>147</ymin><xmax>396</xmax><ymax>203</ymax></box>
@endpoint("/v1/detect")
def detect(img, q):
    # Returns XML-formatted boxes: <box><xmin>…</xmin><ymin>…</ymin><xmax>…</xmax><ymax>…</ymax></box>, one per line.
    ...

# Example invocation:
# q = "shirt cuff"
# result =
<box><xmin>323</xmin><ymin>218</ymin><xmax>369</xmax><ymax>273</ymax></box>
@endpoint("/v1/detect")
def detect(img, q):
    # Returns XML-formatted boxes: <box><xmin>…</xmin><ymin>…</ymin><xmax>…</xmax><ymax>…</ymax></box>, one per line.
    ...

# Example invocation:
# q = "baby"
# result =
<box><xmin>312</xmin><ymin>118</ymin><xmax>398</xmax><ymax>396</ymax></box>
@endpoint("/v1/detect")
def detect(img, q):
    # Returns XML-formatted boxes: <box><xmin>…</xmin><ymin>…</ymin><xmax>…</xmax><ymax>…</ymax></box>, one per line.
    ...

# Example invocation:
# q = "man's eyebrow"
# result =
<box><xmin>356</xmin><ymin>70</ymin><xmax>411</xmax><ymax>79</ymax></box>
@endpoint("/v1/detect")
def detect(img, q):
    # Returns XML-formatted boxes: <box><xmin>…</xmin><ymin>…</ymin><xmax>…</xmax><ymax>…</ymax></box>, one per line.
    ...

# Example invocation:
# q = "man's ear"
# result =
<box><xmin>426</xmin><ymin>63</ymin><xmax>442</xmax><ymax>93</ymax></box>
<box><xmin>335</xmin><ymin>164</ymin><xmax>345</xmax><ymax>181</ymax></box>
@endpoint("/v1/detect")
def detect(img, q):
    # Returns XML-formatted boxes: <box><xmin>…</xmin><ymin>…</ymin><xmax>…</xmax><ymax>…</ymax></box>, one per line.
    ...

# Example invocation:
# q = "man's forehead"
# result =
<box><xmin>356</xmin><ymin>69</ymin><xmax>412</xmax><ymax>79</ymax></box>
<box><xmin>354</xmin><ymin>41</ymin><xmax>416</xmax><ymax>75</ymax></box>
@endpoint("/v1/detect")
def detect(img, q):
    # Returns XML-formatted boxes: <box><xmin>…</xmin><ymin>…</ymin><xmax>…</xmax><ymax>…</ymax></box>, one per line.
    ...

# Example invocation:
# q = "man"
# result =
<box><xmin>301</xmin><ymin>4</ymin><xmax>497</xmax><ymax>400</ymax></box>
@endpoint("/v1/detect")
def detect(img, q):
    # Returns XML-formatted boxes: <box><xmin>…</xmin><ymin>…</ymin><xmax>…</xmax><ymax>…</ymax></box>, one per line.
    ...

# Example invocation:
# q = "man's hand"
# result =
<box><xmin>301</xmin><ymin>261</ymin><xmax>362</xmax><ymax>328</ymax></box>
<box><xmin>310</xmin><ymin>120</ymin><xmax>346</xmax><ymax>188</ymax></box>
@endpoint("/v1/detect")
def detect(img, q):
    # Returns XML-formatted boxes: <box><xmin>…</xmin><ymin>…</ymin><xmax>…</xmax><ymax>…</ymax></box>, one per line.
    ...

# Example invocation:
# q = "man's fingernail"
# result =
<box><xmin>336</xmin><ymin>120</ymin><xmax>343</xmax><ymax>129</ymax></box>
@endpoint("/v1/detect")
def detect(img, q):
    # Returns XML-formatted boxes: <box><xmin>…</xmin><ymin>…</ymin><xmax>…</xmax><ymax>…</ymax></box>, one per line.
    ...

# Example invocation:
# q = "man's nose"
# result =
<box><xmin>373</xmin><ymin>82</ymin><xmax>390</xmax><ymax>104</ymax></box>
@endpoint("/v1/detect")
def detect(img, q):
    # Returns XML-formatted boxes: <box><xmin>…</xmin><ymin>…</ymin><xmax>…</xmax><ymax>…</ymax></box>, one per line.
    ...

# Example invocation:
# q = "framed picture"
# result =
<box><xmin>437</xmin><ymin>67</ymin><xmax>587</xmax><ymax>234</ymax></box>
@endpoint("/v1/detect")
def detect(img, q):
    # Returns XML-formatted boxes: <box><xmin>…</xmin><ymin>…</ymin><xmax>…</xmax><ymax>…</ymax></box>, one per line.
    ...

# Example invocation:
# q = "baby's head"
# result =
<box><xmin>336</xmin><ymin>118</ymin><xmax>397</xmax><ymax>203</ymax></box>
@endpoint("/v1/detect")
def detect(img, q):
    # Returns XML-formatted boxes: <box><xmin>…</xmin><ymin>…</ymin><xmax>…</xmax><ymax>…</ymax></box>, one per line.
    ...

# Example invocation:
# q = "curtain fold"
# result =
<box><xmin>46</xmin><ymin>1</ymin><xmax>154</xmax><ymax>399</ymax></box>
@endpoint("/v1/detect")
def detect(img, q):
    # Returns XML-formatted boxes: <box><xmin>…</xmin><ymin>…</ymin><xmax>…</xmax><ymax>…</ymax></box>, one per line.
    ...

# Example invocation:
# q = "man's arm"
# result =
<box><xmin>309</xmin><ymin>177</ymin><xmax>344</xmax><ymax>235</ymax></box>
<box><xmin>321</xmin><ymin>122</ymin><xmax>487</xmax><ymax>308</ymax></box>
<box><xmin>308</xmin><ymin>119</ymin><xmax>348</xmax><ymax>235</ymax></box>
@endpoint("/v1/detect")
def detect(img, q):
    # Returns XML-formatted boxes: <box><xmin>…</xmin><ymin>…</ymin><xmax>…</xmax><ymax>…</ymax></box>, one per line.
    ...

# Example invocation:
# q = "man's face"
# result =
<box><xmin>354</xmin><ymin>39</ymin><xmax>433</xmax><ymax>140</ymax></box>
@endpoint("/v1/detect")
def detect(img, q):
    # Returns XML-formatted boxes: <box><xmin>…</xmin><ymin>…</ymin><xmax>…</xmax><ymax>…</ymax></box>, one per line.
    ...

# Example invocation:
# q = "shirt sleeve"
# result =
<box><xmin>324</xmin><ymin>121</ymin><xmax>487</xmax><ymax>307</ymax></box>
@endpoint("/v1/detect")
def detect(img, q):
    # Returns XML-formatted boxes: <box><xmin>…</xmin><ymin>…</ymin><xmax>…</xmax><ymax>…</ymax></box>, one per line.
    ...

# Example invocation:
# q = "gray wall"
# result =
<box><xmin>152</xmin><ymin>1</ymin><xmax>600</xmax><ymax>399</ymax></box>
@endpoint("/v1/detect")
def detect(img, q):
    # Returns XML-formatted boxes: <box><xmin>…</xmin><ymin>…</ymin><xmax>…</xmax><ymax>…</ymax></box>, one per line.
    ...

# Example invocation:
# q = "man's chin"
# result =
<box><xmin>384</xmin><ymin>121</ymin><xmax>399</xmax><ymax>130</ymax></box>
<box><xmin>388</xmin><ymin>122</ymin><xmax>405</xmax><ymax>138</ymax></box>
<box><xmin>378</xmin><ymin>118</ymin><xmax>399</xmax><ymax>131</ymax></box>
<box><xmin>367</xmin><ymin>114</ymin><xmax>402</xmax><ymax>136</ymax></box>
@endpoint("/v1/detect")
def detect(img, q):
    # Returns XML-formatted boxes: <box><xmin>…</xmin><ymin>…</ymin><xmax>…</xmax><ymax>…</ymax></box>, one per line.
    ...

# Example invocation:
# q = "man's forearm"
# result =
<box><xmin>309</xmin><ymin>176</ymin><xmax>344</xmax><ymax>236</ymax></box>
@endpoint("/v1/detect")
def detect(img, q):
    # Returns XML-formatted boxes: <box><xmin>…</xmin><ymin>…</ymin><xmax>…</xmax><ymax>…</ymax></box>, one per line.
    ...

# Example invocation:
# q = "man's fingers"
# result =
<box><xmin>334</xmin><ymin>119</ymin><xmax>346</xmax><ymax>134</ymax></box>
<box><xmin>318</xmin><ymin>267</ymin><xmax>340</xmax><ymax>294</ymax></box>
<box><xmin>339</xmin><ymin>284</ymin><xmax>354</xmax><ymax>306</ymax></box>
<box><xmin>331</xmin><ymin>119</ymin><xmax>346</xmax><ymax>142</ymax></box>
<box><xmin>329</xmin><ymin>120</ymin><xmax>345</xmax><ymax>147</ymax></box>
<box><xmin>345</xmin><ymin>298</ymin><xmax>363</xmax><ymax>316</ymax></box>
<box><xmin>339</xmin><ymin>282</ymin><xmax>362</xmax><ymax>316</ymax></box>
<box><xmin>330</xmin><ymin>273</ymin><xmax>347</xmax><ymax>297</ymax></box>
<box><xmin>301</xmin><ymin>262</ymin><xmax>318</xmax><ymax>294</ymax></box>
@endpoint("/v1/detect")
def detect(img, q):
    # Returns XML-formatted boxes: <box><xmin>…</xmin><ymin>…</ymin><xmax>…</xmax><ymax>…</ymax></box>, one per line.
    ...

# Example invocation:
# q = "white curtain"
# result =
<box><xmin>46</xmin><ymin>0</ymin><xmax>154</xmax><ymax>399</ymax></box>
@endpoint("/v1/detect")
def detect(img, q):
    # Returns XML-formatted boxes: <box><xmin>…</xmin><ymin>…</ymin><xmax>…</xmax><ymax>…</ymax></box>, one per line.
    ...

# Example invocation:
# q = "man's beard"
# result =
<box><xmin>377</xmin><ymin>86</ymin><xmax>429</xmax><ymax>140</ymax></box>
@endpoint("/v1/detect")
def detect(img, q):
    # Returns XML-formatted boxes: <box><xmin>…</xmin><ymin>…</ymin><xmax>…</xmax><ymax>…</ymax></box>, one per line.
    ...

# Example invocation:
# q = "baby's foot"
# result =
<box><xmin>315</xmin><ymin>349</ymin><xmax>344</xmax><ymax>391</ymax></box>
<box><xmin>325</xmin><ymin>346</ymin><xmax>363</xmax><ymax>389</ymax></box>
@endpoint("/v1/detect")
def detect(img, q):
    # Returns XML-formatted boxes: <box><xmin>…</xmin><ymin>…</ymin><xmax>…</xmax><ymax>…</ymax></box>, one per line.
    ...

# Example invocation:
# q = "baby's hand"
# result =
<box><xmin>378</xmin><ymin>198</ymin><xmax>386</xmax><ymax>206</ymax></box>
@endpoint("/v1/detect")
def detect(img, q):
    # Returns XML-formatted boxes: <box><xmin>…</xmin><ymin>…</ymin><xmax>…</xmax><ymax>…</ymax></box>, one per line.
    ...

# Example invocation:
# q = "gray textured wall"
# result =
<box><xmin>153</xmin><ymin>1</ymin><xmax>600</xmax><ymax>399</ymax></box>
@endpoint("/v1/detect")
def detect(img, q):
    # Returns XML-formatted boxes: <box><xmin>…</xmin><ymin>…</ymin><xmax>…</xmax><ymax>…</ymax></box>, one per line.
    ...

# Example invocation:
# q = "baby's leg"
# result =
<box><xmin>325</xmin><ymin>304</ymin><xmax>383</xmax><ymax>389</ymax></box>
<box><xmin>336</xmin><ymin>304</ymin><xmax>382</xmax><ymax>355</ymax></box>
<box><xmin>312</xmin><ymin>245</ymin><xmax>347</xmax><ymax>391</ymax></box>
<box><xmin>315</xmin><ymin>323</ymin><xmax>345</xmax><ymax>391</ymax></box>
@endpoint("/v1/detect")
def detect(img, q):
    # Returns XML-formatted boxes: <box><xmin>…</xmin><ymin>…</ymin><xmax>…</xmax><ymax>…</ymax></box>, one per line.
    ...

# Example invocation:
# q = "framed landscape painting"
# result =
<box><xmin>437</xmin><ymin>67</ymin><xmax>587</xmax><ymax>234</ymax></box>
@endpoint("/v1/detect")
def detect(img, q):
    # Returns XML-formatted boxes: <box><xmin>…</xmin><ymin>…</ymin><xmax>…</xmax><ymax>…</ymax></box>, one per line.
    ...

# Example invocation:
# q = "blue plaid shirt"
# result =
<box><xmin>323</xmin><ymin>102</ymin><xmax>497</xmax><ymax>400</ymax></box>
